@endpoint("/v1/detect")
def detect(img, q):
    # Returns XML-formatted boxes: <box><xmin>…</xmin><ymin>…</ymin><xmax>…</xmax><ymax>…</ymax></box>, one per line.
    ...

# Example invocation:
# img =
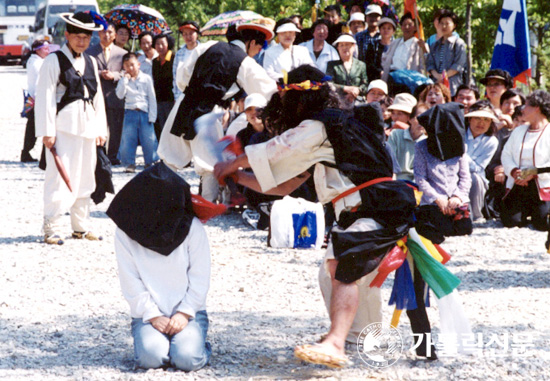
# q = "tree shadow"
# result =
<box><xmin>0</xmin><ymin>235</ymin><xmax>43</xmax><ymax>245</ymax></box>
<box><xmin>454</xmin><ymin>269</ymin><xmax>550</xmax><ymax>290</ymax></box>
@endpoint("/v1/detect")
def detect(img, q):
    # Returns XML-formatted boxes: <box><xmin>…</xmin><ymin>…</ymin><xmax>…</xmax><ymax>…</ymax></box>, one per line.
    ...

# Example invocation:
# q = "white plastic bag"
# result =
<box><xmin>269</xmin><ymin>196</ymin><xmax>325</xmax><ymax>249</ymax></box>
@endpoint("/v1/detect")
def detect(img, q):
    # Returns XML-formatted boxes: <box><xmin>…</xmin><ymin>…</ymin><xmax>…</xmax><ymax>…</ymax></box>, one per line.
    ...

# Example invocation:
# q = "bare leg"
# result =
<box><xmin>319</xmin><ymin>259</ymin><xmax>359</xmax><ymax>356</ymax></box>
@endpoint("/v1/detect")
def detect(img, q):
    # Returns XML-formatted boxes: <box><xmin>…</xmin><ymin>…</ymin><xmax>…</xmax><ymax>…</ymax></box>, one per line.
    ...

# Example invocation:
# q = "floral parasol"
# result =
<box><xmin>104</xmin><ymin>4</ymin><xmax>170</xmax><ymax>38</ymax></box>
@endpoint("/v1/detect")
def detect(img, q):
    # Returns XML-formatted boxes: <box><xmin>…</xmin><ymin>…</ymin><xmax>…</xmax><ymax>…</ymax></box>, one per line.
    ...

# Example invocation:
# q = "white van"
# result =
<box><xmin>31</xmin><ymin>0</ymin><xmax>99</xmax><ymax>42</ymax></box>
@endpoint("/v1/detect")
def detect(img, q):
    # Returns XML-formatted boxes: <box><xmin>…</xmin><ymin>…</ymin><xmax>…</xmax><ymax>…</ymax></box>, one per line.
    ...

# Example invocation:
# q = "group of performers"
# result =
<box><xmin>37</xmin><ymin>10</ymin><xmax>481</xmax><ymax>371</ymax></box>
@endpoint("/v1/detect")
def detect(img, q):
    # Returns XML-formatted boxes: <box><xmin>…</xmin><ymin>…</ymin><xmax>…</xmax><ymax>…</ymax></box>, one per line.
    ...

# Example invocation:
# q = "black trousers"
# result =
<box><xmin>406</xmin><ymin>264</ymin><xmax>437</xmax><ymax>359</ymax></box>
<box><xmin>22</xmin><ymin>109</ymin><xmax>37</xmax><ymax>155</ymax></box>
<box><xmin>106</xmin><ymin>106</ymin><xmax>125</xmax><ymax>163</ymax></box>
<box><xmin>415</xmin><ymin>204</ymin><xmax>473</xmax><ymax>244</ymax></box>
<box><xmin>154</xmin><ymin>101</ymin><xmax>174</xmax><ymax>141</ymax></box>
<box><xmin>501</xmin><ymin>181</ymin><xmax>550</xmax><ymax>231</ymax></box>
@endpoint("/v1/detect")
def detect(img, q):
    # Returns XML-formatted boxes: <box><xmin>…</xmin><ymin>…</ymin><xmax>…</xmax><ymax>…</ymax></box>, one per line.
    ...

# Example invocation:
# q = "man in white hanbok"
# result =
<box><xmin>35</xmin><ymin>12</ymin><xmax>108</xmax><ymax>244</ymax></box>
<box><xmin>158</xmin><ymin>20</ymin><xmax>277</xmax><ymax>202</ymax></box>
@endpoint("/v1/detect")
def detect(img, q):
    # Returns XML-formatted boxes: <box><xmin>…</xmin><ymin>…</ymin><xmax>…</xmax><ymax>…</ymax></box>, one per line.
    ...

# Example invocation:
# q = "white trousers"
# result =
<box><xmin>318</xmin><ymin>218</ymin><xmax>383</xmax><ymax>343</ymax></box>
<box><xmin>157</xmin><ymin>98</ymin><xmax>223</xmax><ymax>203</ymax></box>
<box><xmin>43</xmin><ymin>131</ymin><xmax>96</xmax><ymax>236</ymax></box>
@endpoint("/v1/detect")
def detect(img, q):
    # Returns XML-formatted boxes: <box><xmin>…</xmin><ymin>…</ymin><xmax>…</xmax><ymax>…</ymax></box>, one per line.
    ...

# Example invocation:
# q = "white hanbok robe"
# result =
<box><xmin>35</xmin><ymin>44</ymin><xmax>108</xmax><ymax>235</ymax></box>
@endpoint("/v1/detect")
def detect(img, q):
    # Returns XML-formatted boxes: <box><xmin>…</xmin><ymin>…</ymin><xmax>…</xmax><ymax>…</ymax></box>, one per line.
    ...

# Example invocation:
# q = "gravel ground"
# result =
<box><xmin>1</xmin><ymin>66</ymin><xmax>550</xmax><ymax>381</ymax></box>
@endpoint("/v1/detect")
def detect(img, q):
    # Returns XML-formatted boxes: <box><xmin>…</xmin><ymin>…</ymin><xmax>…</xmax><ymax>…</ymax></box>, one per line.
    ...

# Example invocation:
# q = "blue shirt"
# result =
<box><xmin>354</xmin><ymin>30</ymin><xmax>381</xmax><ymax>64</ymax></box>
<box><xmin>465</xmin><ymin>129</ymin><xmax>499</xmax><ymax>176</ymax></box>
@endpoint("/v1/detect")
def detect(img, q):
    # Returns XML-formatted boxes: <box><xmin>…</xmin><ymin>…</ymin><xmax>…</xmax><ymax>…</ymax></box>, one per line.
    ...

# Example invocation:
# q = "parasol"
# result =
<box><xmin>201</xmin><ymin>10</ymin><xmax>263</xmax><ymax>36</ymax></box>
<box><xmin>104</xmin><ymin>4</ymin><xmax>170</xmax><ymax>38</ymax></box>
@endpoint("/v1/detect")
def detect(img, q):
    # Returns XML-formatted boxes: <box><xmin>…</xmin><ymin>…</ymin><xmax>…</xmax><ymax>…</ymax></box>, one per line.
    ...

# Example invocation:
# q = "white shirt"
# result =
<box><xmin>26</xmin><ymin>54</ymin><xmax>45</xmax><ymax>98</ymax></box>
<box><xmin>245</xmin><ymin>120</ymin><xmax>361</xmax><ymax>219</ymax></box>
<box><xmin>173</xmin><ymin>42</ymin><xmax>199</xmax><ymax>99</ymax></box>
<box><xmin>35</xmin><ymin>44</ymin><xmax>108</xmax><ymax>139</ymax></box>
<box><xmin>177</xmin><ymin>40</ymin><xmax>277</xmax><ymax>102</ymax></box>
<box><xmin>137</xmin><ymin>50</ymin><xmax>158</xmax><ymax>78</ymax></box>
<box><xmin>262</xmin><ymin>43</ymin><xmax>314</xmax><ymax>80</ymax></box>
<box><xmin>520</xmin><ymin>129</ymin><xmax>543</xmax><ymax>168</ymax></box>
<box><xmin>115</xmin><ymin>218</ymin><xmax>210</xmax><ymax>322</ymax></box>
<box><xmin>226</xmin><ymin>112</ymin><xmax>248</xmax><ymax>137</ymax></box>
<box><xmin>390</xmin><ymin>37</ymin><xmax>416</xmax><ymax>71</ymax></box>
<box><xmin>300</xmin><ymin>39</ymin><xmax>339</xmax><ymax>74</ymax></box>
<box><xmin>116</xmin><ymin>71</ymin><xmax>157</xmax><ymax>123</ymax></box>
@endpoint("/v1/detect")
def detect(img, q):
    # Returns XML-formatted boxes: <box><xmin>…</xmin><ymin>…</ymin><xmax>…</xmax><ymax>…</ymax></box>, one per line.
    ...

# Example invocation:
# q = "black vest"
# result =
<box><xmin>170</xmin><ymin>42</ymin><xmax>247</xmax><ymax>140</ymax></box>
<box><xmin>54</xmin><ymin>50</ymin><xmax>98</xmax><ymax>114</ymax></box>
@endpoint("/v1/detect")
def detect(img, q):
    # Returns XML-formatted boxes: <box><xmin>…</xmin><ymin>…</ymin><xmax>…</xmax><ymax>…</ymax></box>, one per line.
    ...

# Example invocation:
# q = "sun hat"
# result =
<box><xmin>464</xmin><ymin>109</ymin><xmax>499</xmax><ymax>122</ymax></box>
<box><xmin>244</xmin><ymin>93</ymin><xmax>268</xmax><ymax>110</ymax></box>
<box><xmin>479</xmin><ymin>69</ymin><xmax>513</xmax><ymax>88</ymax></box>
<box><xmin>367</xmin><ymin>79</ymin><xmax>388</xmax><ymax>95</ymax></box>
<box><xmin>365</xmin><ymin>4</ymin><xmax>383</xmax><ymax>16</ymax></box>
<box><xmin>347</xmin><ymin>13</ymin><xmax>366</xmax><ymax>26</ymax></box>
<box><xmin>276</xmin><ymin>22</ymin><xmax>301</xmax><ymax>34</ymax></box>
<box><xmin>387</xmin><ymin>93</ymin><xmax>417</xmax><ymax>114</ymax></box>
<box><xmin>332</xmin><ymin>33</ymin><xmax>357</xmax><ymax>47</ymax></box>
<box><xmin>179</xmin><ymin>21</ymin><xmax>200</xmax><ymax>34</ymax></box>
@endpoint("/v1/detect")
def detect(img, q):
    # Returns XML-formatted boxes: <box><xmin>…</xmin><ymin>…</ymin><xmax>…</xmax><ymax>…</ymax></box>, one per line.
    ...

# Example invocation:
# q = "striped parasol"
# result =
<box><xmin>201</xmin><ymin>10</ymin><xmax>263</xmax><ymax>36</ymax></box>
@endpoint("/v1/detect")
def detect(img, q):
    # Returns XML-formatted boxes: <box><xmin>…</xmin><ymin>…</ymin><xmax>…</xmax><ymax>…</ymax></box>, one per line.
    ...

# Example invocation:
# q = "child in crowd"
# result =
<box><xmin>387</xmin><ymin>102</ymin><xmax>428</xmax><ymax>181</ymax></box>
<box><xmin>116</xmin><ymin>52</ymin><xmax>159</xmax><ymax>173</ymax></box>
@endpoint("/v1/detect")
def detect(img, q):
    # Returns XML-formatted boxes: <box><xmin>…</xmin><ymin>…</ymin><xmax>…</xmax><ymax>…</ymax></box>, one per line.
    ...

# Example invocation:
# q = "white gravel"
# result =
<box><xmin>1</xmin><ymin>66</ymin><xmax>549</xmax><ymax>381</ymax></box>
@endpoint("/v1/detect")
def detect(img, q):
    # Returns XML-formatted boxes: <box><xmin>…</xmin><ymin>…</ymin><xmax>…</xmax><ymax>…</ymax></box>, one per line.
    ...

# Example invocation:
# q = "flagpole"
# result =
<box><xmin>465</xmin><ymin>0</ymin><xmax>472</xmax><ymax>85</ymax></box>
<box><xmin>413</xmin><ymin>3</ymin><xmax>427</xmax><ymax>75</ymax></box>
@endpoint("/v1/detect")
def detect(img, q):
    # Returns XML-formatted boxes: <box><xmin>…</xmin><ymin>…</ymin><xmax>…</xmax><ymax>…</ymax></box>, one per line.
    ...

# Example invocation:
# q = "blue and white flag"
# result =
<box><xmin>490</xmin><ymin>0</ymin><xmax>531</xmax><ymax>84</ymax></box>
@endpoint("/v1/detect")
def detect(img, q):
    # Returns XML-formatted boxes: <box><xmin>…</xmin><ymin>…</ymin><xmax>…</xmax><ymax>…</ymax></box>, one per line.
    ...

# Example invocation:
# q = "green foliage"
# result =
<box><xmin>98</xmin><ymin>0</ymin><xmax>316</xmax><ymax>31</ymax></box>
<box><xmin>97</xmin><ymin>0</ymin><xmax>549</xmax><ymax>86</ymax></box>
<box><xmin>415</xmin><ymin>0</ymin><xmax>501</xmax><ymax>83</ymax></box>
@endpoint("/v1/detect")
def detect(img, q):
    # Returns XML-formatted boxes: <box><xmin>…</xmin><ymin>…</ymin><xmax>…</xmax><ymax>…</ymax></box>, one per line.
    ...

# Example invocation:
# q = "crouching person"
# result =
<box><xmin>107</xmin><ymin>162</ymin><xmax>211</xmax><ymax>371</ymax></box>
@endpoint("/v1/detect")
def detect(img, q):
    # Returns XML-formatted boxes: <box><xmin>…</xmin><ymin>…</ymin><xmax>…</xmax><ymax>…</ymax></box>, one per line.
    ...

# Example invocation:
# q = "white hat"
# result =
<box><xmin>276</xmin><ymin>22</ymin><xmax>301</xmax><ymax>34</ymax></box>
<box><xmin>244</xmin><ymin>93</ymin><xmax>267</xmax><ymax>110</ymax></box>
<box><xmin>332</xmin><ymin>33</ymin><xmax>357</xmax><ymax>47</ymax></box>
<box><xmin>347</xmin><ymin>13</ymin><xmax>366</xmax><ymax>26</ymax></box>
<box><xmin>367</xmin><ymin>79</ymin><xmax>388</xmax><ymax>95</ymax></box>
<box><xmin>464</xmin><ymin>109</ymin><xmax>499</xmax><ymax>122</ymax></box>
<box><xmin>388</xmin><ymin>93</ymin><xmax>417</xmax><ymax>114</ymax></box>
<box><xmin>378</xmin><ymin>17</ymin><xmax>396</xmax><ymax>29</ymax></box>
<box><xmin>60</xmin><ymin>12</ymin><xmax>104</xmax><ymax>32</ymax></box>
<box><xmin>365</xmin><ymin>4</ymin><xmax>383</xmax><ymax>16</ymax></box>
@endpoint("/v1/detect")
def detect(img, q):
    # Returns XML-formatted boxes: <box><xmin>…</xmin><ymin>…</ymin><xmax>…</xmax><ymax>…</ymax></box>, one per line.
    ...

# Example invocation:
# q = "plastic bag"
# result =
<box><xmin>269</xmin><ymin>196</ymin><xmax>325</xmax><ymax>249</ymax></box>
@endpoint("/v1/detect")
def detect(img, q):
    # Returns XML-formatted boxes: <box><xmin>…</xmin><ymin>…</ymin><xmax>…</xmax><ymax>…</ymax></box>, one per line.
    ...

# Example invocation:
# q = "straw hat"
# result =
<box><xmin>387</xmin><ymin>93</ymin><xmax>417</xmax><ymax>114</ymax></box>
<box><xmin>464</xmin><ymin>109</ymin><xmax>499</xmax><ymax>121</ymax></box>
